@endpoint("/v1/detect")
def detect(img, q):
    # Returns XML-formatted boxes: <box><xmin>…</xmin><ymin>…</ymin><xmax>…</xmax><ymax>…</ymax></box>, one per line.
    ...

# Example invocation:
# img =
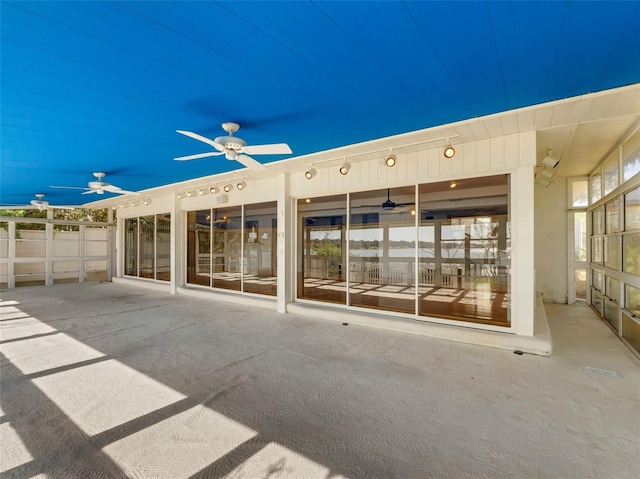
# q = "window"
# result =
<box><xmin>296</xmin><ymin>175</ymin><xmax>510</xmax><ymax>326</ymax></box>
<box><xmin>603</xmin><ymin>152</ymin><xmax>619</xmax><ymax>196</ymax></box>
<box><xmin>591</xmin><ymin>170</ymin><xmax>602</xmax><ymax>203</ymax></box>
<box><xmin>622</xmin><ymin>128</ymin><xmax>640</xmax><ymax>183</ymax></box>
<box><xmin>625</xmin><ymin>186</ymin><xmax>640</xmax><ymax>231</ymax></box>
<box><xmin>298</xmin><ymin>195</ymin><xmax>346</xmax><ymax>304</ymax></box>
<box><xmin>570</xmin><ymin>179</ymin><xmax>589</xmax><ymax>208</ymax></box>
<box><xmin>186</xmin><ymin>203</ymin><xmax>277</xmax><ymax>296</ymax></box>
<box><xmin>123</xmin><ymin>214</ymin><xmax>171</xmax><ymax>281</ymax></box>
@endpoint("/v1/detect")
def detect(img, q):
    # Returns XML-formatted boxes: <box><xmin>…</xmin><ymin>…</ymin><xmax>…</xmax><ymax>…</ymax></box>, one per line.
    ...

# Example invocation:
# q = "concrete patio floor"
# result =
<box><xmin>1</xmin><ymin>283</ymin><xmax>638</xmax><ymax>479</ymax></box>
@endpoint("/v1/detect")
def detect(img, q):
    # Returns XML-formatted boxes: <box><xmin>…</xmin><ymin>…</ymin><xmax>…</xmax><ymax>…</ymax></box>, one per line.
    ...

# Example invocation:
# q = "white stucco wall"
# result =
<box><xmin>534</xmin><ymin>178</ymin><xmax>568</xmax><ymax>303</ymax></box>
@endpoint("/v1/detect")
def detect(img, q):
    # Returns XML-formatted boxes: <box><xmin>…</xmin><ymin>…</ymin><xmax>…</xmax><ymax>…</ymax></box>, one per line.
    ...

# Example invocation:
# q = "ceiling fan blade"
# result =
<box><xmin>49</xmin><ymin>185</ymin><xmax>90</xmax><ymax>191</ymax></box>
<box><xmin>242</xmin><ymin>143</ymin><xmax>292</xmax><ymax>155</ymax></box>
<box><xmin>236</xmin><ymin>154</ymin><xmax>267</xmax><ymax>171</ymax></box>
<box><xmin>177</xmin><ymin>130</ymin><xmax>225</xmax><ymax>151</ymax></box>
<box><xmin>49</xmin><ymin>206</ymin><xmax>76</xmax><ymax>210</ymax></box>
<box><xmin>104</xmin><ymin>185</ymin><xmax>140</xmax><ymax>195</ymax></box>
<box><xmin>174</xmin><ymin>152</ymin><xmax>223</xmax><ymax>161</ymax></box>
<box><xmin>81</xmin><ymin>190</ymin><xmax>97</xmax><ymax>195</ymax></box>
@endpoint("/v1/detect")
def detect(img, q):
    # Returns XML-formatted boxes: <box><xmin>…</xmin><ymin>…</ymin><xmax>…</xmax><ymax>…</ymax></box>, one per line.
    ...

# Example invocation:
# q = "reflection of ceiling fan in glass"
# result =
<box><xmin>357</xmin><ymin>189</ymin><xmax>415</xmax><ymax>213</ymax></box>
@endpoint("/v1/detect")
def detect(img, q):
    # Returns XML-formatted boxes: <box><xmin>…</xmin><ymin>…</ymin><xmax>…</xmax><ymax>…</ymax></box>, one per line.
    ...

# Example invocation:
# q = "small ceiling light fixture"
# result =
<box><xmin>187</xmin><ymin>190</ymin><xmax>198</xmax><ymax>197</ymax></box>
<box><xmin>237</xmin><ymin>180</ymin><xmax>247</xmax><ymax>190</ymax></box>
<box><xmin>450</xmin><ymin>181</ymin><xmax>457</xmax><ymax>189</ymax></box>
<box><xmin>385</xmin><ymin>154</ymin><xmax>397</xmax><ymax>168</ymax></box>
<box><xmin>339</xmin><ymin>161</ymin><xmax>351</xmax><ymax>175</ymax></box>
<box><xmin>305</xmin><ymin>198</ymin><xmax>311</xmax><ymax>203</ymax></box>
<box><xmin>539</xmin><ymin>168</ymin><xmax>555</xmax><ymax>180</ymax></box>
<box><xmin>198</xmin><ymin>188</ymin><xmax>210</xmax><ymax>196</ymax></box>
<box><xmin>131</xmin><ymin>200</ymin><xmax>141</xmax><ymax>207</ymax></box>
<box><xmin>443</xmin><ymin>141</ymin><xmax>456</xmax><ymax>159</ymax></box>
<box><xmin>305</xmin><ymin>167</ymin><xmax>317</xmax><ymax>179</ymax></box>
<box><xmin>223</xmin><ymin>183</ymin><xmax>233</xmax><ymax>193</ymax></box>
<box><xmin>209</xmin><ymin>185</ymin><xmax>219</xmax><ymax>194</ymax></box>
<box><xmin>542</xmin><ymin>147</ymin><xmax>559</xmax><ymax>169</ymax></box>
<box><xmin>177</xmin><ymin>192</ymin><xmax>188</xmax><ymax>199</ymax></box>
<box><xmin>143</xmin><ymin>198</ymin><xmax>152</xmax><ymax>206</ymax></box>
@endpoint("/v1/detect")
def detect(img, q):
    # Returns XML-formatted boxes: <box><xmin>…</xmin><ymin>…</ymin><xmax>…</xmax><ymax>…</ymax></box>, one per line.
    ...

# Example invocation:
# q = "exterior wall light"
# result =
<box><xmin>237</xmin><ymin>181</ymin><xmax>247</xmax><ymax>190</ymax></box>
<box><xmin>223</xmin><ymin>183</ymin><xmax>233</xmax><ymax>193</ymax></box>
<box><xmin>339</xmin><ymin>161</ymin><xmax>351</xmax><ymax>175</ymax></box>
<box><xmin>305</xmin><ymin>167</ymin><xmax>317</xmax><ymax>179</ymax></box>
<box><xmin>177</xmin><ymin>192</ymin><xmax>188</xmax><ymax>199</ymax></box>
<box><xmin>209</xmin><ymin>186</ymin><xmax>219</xmax><ymax>194</ymax></box>
<box><xmin>198</xmin><ymin>188</ymin><xmax>209</xmax><ymax>196</ymax></box>
<box><xmin>385</xmin><ymin>154</ymin><xmax>397</xmax><ymax>167</ymax></box>
<box><xmin>187</xmin><ymin>190</ymin><xmax>197</xmax><ymax>197</ymax></box>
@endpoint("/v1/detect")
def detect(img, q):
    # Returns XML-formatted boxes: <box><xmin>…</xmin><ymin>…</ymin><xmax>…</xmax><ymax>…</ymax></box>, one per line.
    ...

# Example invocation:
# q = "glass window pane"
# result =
<box><xmin>622</xmin><ymin>313</ymin><xmax>640</xmax><ymax>356</ymax></box>
<box><xmin>418</xmin><ymin>175</ymin><xmax>510</xmax><ymax>325</ymax></box>
<box><xmin>603</xmin><ymin>152</ymin><xmax>619</xmax><ymax>196</ymax></box>
<box><xmin>622</xmin><ymin>129</ymin><xmax>640</xmax><ymax>182</ymax></box>
<box><xmin>139</xmin><ymin>215</ymin><xmax>155</xmax><ymax>279</ymax></box>
<box><xmin>243</xmin><ymin>202</ymin><xmax>277</xmax><ymax>296</ymax></box>
<box><xmin>124</xmin><ymin>218</ymin><xmax>138</xmax><ymax>276</ymax></box>
<box><xmin>591</xmin><ymin>290</ymin><xmax>603</xmax><ymax>315</ymax></box>
<box><xmin>574</xmin><ymin>212</ymin><xmax>587</xmax><ymax>262</ymax></box>
<box><xmin>156</xmin><ymin>213</ymin><xmax>171</xmax><ymax>282</ymax></box>
<box><xmin>605</xmin><ymin>201</ymin><xmax>619</xmax><ymax>234</ymax></box>
<box><xmin>592</xmin><ymin>207</ymin><xmax>604</xmax><ymax>235</ymax></box>
<box><xmin>574</xmin><ymin>269</ymin><xmax>587</xmax><ymax>300</ymax></box>
<box><xmin>625</xmin><ymin>186</ymin><xmax>640</xmax><ymax>231</ymax></box>
<box><xmin>298</xmin><ymin>195</ymin><xmax>346</xmax><ymax>304</ymax></box>
<box><xmin>212</xmin><ymin>206</ymin><xmax>242</xmax><ymax>291</ymax></box>
<box><xmin>605</xmin><ymin>276</ymin><xmax>620</xmax><ymax>303</ymax></box>
<box><xmin>625</xmin><ymin>284</ymin><xmax>640</xmax><ymax>318</ymax></box>
<box><xmin>604</xmin><ymin>299</ymin><xmax>619</xmax><ymax>331</ymax></box>
<box><xmin>350</xmin><ymin>187</ymin><xmax>416</xmax><ymax>314</ymax></box>
<box><xmin>592</xmin><ymin>270</ymin><xmax>603</xmax><ymax>291</ymax></box>
<box><xmin>571</xmin><ymin>180</ymin><xmax>589</xmax><ymax>207</ymax></box>
<box><xmin>187</xmin><ymin>210</ymin><xmax>211</xmax><ymax>286</ymax></box>
<box><xmin>604</xmin><ymin>236</ymin><xmax>618</xmax><ymax>269</ymax></box>
<box><xmin>591</xmin><ymin>172</ymin><xmax>602</xmax><ymax>203</ymax></box>
<box><xmin>623</xmin><ymin>233</ymin><xmax>640</xmax><ymax>274</ymax></box>
<box><xmin>591</xmin><ymin>237</ymin><xmax>602</xmax><ymax>264</ymax></box>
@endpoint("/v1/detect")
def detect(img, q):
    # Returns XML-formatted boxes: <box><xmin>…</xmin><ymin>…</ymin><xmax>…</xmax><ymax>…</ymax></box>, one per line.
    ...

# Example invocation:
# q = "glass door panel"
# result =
<box><xmin>297</xmin><ymin>195</ymin><xmax>346</xmax><ymax>304</ymax></box>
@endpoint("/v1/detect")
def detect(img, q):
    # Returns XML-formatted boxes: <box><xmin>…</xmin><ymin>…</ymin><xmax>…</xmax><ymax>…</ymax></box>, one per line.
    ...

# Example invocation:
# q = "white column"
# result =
<box><xmin>115</xmin><ymin>215</ymin><xmax>124</xmax><ymax>278</ymax></box>
<box><xmin>45</xmin><ymin>213</ymin><xmax>53</xmax><ymax>286</ymax></box>
<box><xmin>277</xmin><ymin>173</ymin><xmax>292</xmax><ymax>313</ymax></box>
<box><xmin>8</xmin><ymin>221</ymin><xmax>16</xmax><ymax>289</ymax></box>
<box><xmin>170</xmin><ymin>193</ymin><xmax>183</xmax><ymax>294</ymax></box>
<box><xmin>512</xmin><ymin>165</ymin><xmax>536</xmax><ymax>336</ymax></box>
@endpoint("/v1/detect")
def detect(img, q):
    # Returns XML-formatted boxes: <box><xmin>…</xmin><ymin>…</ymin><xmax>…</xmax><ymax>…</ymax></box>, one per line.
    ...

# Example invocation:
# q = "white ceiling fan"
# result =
<box><xmin>0</xmin><ymin>194</ymin><xmax>75</xmax><ymax>211</ymax></box>
<box><xmin>175</xmin><ymin>122</ymin><xmax>292</xmax><ymax>171</ymax></box>
<box><xmin>50</xmin><ymin>172</ymin><xmax>139</xmax><ymax>196</ymax></box>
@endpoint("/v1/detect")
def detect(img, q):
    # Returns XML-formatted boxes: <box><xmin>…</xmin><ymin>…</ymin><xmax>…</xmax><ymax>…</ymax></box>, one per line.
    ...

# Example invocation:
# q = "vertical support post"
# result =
<box><xmin>8</xmin><ymin>221</ymin><xmax>16</xmax><ymax>289</ymax></box>
<box><xmin>512</xmin><ymin>165</ymin><xmax>536</xmax><ymax>336</ymax></box>
<box><xmin>79</xmin><ymin>225</ymin><xmax>86</xmax><ymax>284</ymax></box>
<box><xmin>277</xmin><ymin>173</ymin><xmax>292</xmax><ymax>313</ymax></box>
<box><xmin>45</xmin><ymin>212</ymin><xmax>53</xmax><ymax>286</ymax></box>
<box><xmin>115</xmin><ymin>215</ymin><xmax>124</xmax><ymax>278</ymax></box>
<box><xmin>170</xmin><ymin>193</ymin><xmax>183</xmax><ymax>294</ymax></box>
